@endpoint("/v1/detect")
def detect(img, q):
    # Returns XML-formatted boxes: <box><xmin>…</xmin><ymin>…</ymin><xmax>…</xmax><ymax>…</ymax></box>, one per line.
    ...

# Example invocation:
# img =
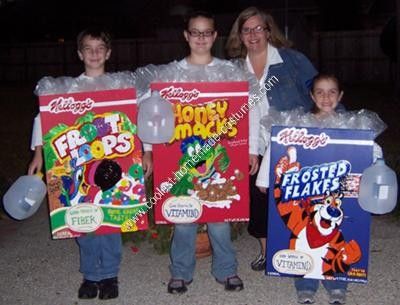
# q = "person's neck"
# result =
<box><xmin>248</xmin><ymin>48</ymin><xmax>267</xmax><ymax>80</ymax></box>
<box><xmin>84</xmin><ymin>68</ymin><xmax>105</xmax><ymax>78</ymax></box>
<box><xmin>186</xmin><ymin>53</ymin><xmax>213</xmax><ymax>65</ymax></box>
<box><xmin>248</xmin><ymin>48</ymin><xmax>268</xmax><ymax>64</ymax></box>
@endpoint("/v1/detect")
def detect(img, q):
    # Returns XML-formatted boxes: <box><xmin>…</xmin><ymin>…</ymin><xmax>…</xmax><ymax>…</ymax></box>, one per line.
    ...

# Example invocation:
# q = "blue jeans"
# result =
<box><xmin>169</xmin><ymin>222</ymin><xmax>237</xmax><ymax>282</ymax></box>
<box><xmin>76</xmin><ymin>233</ymin><xmax>122</xmax><ymax>282</ymax></box>
<box><xmin>295</xmin><ymin>278</ymin><xmax>348</xmax><ymax>293</ymax></box>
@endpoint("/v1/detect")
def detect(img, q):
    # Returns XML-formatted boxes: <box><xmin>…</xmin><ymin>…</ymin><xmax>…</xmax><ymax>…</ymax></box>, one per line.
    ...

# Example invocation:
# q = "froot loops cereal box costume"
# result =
<box><xmin>36</xmin><ymin>72</ymin><xmax>148</xmax><ymax>239</ymax></box>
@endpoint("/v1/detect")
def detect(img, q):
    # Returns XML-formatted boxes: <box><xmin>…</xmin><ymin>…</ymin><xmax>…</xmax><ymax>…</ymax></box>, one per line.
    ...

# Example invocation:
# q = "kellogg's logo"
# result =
<box><xmin>277</xmin><ymin>127</ymin><xmax>329</xmax><ymax>149</ymax></box>
<box><xmin>49</xmin><ymin>97</ymin><xmax>94</xmax><ymax>114</ymax></box>
<box><xmin>160</xmin><ymin>86</ymin><xmax>200</xmax><ymax>103</ymax></box>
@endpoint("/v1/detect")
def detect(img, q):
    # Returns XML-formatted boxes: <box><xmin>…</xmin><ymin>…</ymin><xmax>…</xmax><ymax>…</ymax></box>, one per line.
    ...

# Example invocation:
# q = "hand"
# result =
<box><xmin>28</xmin><ymin>146</ymin><xmax>43</xmax><ymax>175</ymax></box>
<box><xmin>340</xmin><ymin>240</ymin><xmax>362</xmax><ymax>265</ymax></box>
<box><xmin>332</xmin><ymin>240</ymin><xmax>361</xmax><ymax>273</ymax></box>
<box><xmin>142</xmin><ymin>151</ymin><xmax>153</xmax><ymax>179</ymax></box>
<box><xmin>274</xmin><ymin>147</ymin><xmax>300</xmax><ymax>183</ymax></box>
<box><xmin>249</xmin><ymin>154</ymin><xmax>259</xmax><ymax>175</ymax></box>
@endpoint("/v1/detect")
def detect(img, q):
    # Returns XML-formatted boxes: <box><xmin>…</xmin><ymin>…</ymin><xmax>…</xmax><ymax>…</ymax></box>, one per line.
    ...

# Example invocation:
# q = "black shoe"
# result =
<box><xmin>250</xmin><ymin>253</ymin><xmax>266</xmax><ymax>271</ymax></box>
<box><xmin>98</xmin><ymin>277</ymin><xmax>119</xmax><ymax>300</ymax></box>
<box><xmin>216</xmin><ymin>275</ymin><xmax>244</xmax><ymax>291</ymax></box>
<box><xmin>78</xmin><ymin>279</ymin><xmax>98</xmax><ymax>299</ymax></box>
<box><xmin>167</xmin><ymin>278</ymin><xmax>192</xmax><ymax>294</ymax></box>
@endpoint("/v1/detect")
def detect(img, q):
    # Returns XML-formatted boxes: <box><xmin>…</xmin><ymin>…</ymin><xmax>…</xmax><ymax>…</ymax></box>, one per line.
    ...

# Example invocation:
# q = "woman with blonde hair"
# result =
<box><xmin>226</xmin><ymin>6</ymin><xmax>317</xmax><ymax>272</ymax></box>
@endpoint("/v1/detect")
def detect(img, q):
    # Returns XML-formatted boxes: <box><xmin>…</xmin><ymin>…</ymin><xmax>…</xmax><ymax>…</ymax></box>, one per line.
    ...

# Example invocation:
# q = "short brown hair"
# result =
<box><xmin>226</xmin><ymin>6</ymin><xmax>292</xmax><ymax>58</ymax></box>
<box><xmin>76</xmin><ymin>27</ymin><xmax>112</xmax><ymax>51</ymax></box>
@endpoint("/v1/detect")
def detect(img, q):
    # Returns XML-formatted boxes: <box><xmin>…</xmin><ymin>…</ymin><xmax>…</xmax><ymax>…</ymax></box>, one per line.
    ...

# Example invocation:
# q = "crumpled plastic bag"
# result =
<box><xmin>34</xmin><ymin>71</ymin><xmax>137</xmax><ymax>96</ymax></box>
<box><xmin>261</xmin><ymin>107</ymin><xmax>387</xmax><ymax>139</ymax></box>
<box><xmin>134</xmin><ymin>58</ymin><xmax>247</xmax><ymax>98</ymax></box>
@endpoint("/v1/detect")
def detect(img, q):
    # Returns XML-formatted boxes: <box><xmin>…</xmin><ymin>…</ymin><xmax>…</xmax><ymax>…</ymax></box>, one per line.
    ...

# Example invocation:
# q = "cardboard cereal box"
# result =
<box><xmin>266</xmin><ymin>126</ymin><xmax>374</xmax><ymax>283</ymax></box>
<box><xmin>39</xmin><ymin>88</ymin><xmax>148</xmax><ymax>239</ymax></box>
<box><xmin>151</xmin><ymin>82</ymin><xmax>249</xmax><ymax>224</ymax></box>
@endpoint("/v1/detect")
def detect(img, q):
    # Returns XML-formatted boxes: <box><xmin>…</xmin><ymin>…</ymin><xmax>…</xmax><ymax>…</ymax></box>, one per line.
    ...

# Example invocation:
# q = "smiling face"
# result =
<box><xmin>311</xmin><ymin>78</ymin><xmax>344</xmax><ymax>117</ymax></box>
<box><xmin>239</xmin><ymin>14</ymin><xmax>269</xmax><ymax>55</ymax></box>
<box><xmin>184</xmin><ymin>16</ymin><xmax>217</xmax><ymax>56</ymax></box>
<box><xmin>77</xmin><ymin>35</ymin><xmax>111</xmax><ymax>75</ymax></box>
<box><xmin>312</xmin><ymin>192</ymin><xmax>344</xmax><ymax>235</ymax></box>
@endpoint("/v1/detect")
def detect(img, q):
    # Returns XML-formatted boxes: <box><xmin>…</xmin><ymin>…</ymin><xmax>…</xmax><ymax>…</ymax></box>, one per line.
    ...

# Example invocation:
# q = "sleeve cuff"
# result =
<box><xmin>143</xmin><ymin>143</ymin><xmax>153</xmax><ymax>152</ymax></box>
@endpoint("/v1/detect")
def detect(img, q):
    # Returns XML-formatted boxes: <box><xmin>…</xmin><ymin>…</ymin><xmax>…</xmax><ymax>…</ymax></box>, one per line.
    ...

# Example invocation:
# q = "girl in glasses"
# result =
<box><xmin>135</xmin><ymin>10</ymin><xmax>245</xmax><ymax>295</ymax></box>
<box><xmin>226</xmin><ymin>6</ymin><xmax>318</xmax><ymax>272</ymax></box>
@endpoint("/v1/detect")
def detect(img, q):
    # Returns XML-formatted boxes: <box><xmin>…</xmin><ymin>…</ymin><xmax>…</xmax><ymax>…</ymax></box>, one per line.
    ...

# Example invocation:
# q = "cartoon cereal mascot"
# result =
<box><xmin>273</xmin><ymin>146</ymin><xmax>362</xmax><ymax>279</ymax></box>
<box><xmin>169</xmin><ymin>136</ymin><xmax>241</xmax><ymax>208</ymax></box>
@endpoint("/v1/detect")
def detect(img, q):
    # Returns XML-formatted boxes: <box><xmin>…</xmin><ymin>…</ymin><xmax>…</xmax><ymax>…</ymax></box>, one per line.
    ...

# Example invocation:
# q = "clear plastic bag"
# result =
<box><xmin>34</xmin><ymin>71</ymin><xmax>137</xmax><ymax>95</ymax></box>
<box><xmin>261</xmin><ymin>107</ymin><xmax>387</xmax><ymax>139</ymax></box>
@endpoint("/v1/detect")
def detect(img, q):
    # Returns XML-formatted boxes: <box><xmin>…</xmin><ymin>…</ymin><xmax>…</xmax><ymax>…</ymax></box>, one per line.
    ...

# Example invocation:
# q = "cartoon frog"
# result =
<box><xmin>170</xmin><ymin>136</ymin><xmax>230</xmax><ymax>196</ymax></box>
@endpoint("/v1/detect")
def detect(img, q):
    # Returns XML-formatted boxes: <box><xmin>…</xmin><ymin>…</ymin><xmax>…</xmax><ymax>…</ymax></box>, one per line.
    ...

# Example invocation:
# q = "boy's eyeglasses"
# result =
<box><xmin>241</xmin><ymin>25</ymin><xmax>268</xmax><ymax>35</ymax></box>
<box><xmin>187</xmin><ymin>30</ymin><xmax>215</xmax><ymax>37</ymax></box>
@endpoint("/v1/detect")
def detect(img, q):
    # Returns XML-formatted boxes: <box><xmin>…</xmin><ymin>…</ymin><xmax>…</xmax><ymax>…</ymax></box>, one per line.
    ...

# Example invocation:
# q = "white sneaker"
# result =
<box><xmin>297</xmin><ymin>290</ymin><xmax>315</xmax><ymax>304</ymax></box>
<box><xmin>328</xmin><ymin>289</ymin><xmax>346</xmax><ymax>304</ymax></box>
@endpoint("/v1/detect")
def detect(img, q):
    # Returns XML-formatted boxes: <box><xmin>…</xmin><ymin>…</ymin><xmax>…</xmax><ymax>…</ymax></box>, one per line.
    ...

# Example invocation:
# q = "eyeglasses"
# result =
<box><xmin>241</xmin><ymin>25</ymin><xmax>268</xmax><ymax>35</ymax></box>
<box><xmin>187</xmin><ymin>29</ymin><xmax>215</xmax><ymax>38</ymax></box>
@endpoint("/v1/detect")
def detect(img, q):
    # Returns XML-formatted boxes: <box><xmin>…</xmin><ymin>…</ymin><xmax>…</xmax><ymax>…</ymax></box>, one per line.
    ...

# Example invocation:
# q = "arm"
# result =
<box><xmin>284</xmin><ymin>49</ymin><xmax>318</xmax><ymax>112</ymax></box>
<box><xmin>31</xmin><ymin>113</ymin><xmax>43</xmax><ymax>150</ymax></box>
<box><xmin>373</xmin><ymin>142</ymin><xmax>383</xmax><ymax>162</ymax></box>
<box><xmin>256</xmin><ymin>143</ymin><xmax>271</xmax><ymax>193</ymax></box>
<box><xmin>142</xmin><ymin>150</ymin><xmax>153</xmax><ymax>179</ymax></box>
<box><xmin>28</xmin><ymin>145</ymin><xmax>43</xmax><ymax>175</ymax></box>
<box><xmin>249</xmin><ymin>94</ymin><xmax>261</xmax><ymax>175</ymax></box>
<box><xmin>28</xmin><ymin>114</ymin><xmax>43</xmax><ymax>175</ymax></box>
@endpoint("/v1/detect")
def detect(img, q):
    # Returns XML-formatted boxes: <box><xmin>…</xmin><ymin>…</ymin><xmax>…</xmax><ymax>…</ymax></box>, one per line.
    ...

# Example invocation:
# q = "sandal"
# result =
<box><xmin>167</xmin><ymin>278</ymin><xmax>192</xmax><ymax>294</ymax></box>
<box><xmin>216</xmin><ymin>275</ymin><xmax>244</xmax><ymax>291</ymax></box>
<box><xmin>250</xmin><ymin>253</ymin><xmax>266</xmax><ymax>271</ymax></box>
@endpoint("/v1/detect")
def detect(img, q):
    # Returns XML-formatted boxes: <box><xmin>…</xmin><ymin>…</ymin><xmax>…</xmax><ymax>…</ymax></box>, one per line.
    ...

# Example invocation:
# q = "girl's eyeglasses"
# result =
<box><xmin>187</xmin><ymin>30</ymin><xmax>215</xmax><ymax>37</ymax></box>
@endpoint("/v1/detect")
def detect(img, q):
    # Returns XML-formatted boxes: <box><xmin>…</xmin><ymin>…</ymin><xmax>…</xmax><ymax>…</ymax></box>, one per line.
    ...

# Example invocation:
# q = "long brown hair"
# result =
<box><xmin>226</xmin><ymin>6</ymin><xmax>292</xmax><ymax>58</ymax></box>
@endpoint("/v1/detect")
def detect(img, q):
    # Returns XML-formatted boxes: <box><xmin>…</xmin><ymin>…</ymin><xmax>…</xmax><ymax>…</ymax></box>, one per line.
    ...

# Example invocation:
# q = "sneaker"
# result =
<box><xmin>250</xmin><ymin>253</ymin><xmax>266</xmax><ymax>271</ymax></box>
<box><xmin>167</xmin><ymin>278</ymin><xmax>192</xmax><ymax>294</ymax></box>
<box><xmin>328</xmin><ymin>289</ymin><xmax>346</xmax><ymax>304</ymax></box>
<box><xmin>297</xmin><ymin>290</ymin><xmax>315</xmax><ymax>304</ymax></box>
<box><xmin>216</xmin><ymin>275</ymin><xmax>244</xmax><ymax>291</ymax></box>
<box><xmin>78</xmin><ymin>279</ymin><xmax>98</xmax><ymax>299</ymax></box>
<box><xmin>98</xmin><ymin>277</ymin><xmax>119</xmax><ymax>300</ymax></box>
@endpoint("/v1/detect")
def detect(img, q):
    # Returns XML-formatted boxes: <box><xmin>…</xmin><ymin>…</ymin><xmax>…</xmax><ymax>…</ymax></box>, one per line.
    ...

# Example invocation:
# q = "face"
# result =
<box><xmin>240</xmin><ymin>15</ymin><xmax>269</xmax><ymax>54</ymax></box>
<box><xmin>184</xmin><ymin>16</ymin><xmax>217</xmax><ymax>56</ymax></box>
<box><xmin>77</xmin><ymin>35</ymin><xmax>111</xmax><ymax>72</ymax></box>
<box><xmin>311</xmin><ymin>78</ymin><xmax>343</xmax><ymax>116</ymax></box>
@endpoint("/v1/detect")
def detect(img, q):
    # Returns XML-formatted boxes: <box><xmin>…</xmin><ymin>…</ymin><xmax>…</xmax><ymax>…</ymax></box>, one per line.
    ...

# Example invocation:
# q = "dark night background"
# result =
<box><xmin>0</xmin><ymin>0</ymin><xmax>398</xmax><ymax>85</ymax></box>
<box><xmin>0</xmin><ymin>0</ymin><xmax>395</xmax><ymax>42</ymax></box>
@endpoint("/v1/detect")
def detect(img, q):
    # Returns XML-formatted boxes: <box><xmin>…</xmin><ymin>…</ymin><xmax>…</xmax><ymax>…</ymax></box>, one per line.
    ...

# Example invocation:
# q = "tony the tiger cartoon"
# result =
<box><xmin>272</xmin><ymin>146</ymin><xmax>362</xmax><ymax>280</ymax></box>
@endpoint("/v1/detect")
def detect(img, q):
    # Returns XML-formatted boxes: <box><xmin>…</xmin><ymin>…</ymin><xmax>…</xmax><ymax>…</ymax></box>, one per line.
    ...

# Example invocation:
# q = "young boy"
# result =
<box><xmin>28</xmin><ymin>27</ymin><xmax>153</xmax><ymax>300</ymax></box>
